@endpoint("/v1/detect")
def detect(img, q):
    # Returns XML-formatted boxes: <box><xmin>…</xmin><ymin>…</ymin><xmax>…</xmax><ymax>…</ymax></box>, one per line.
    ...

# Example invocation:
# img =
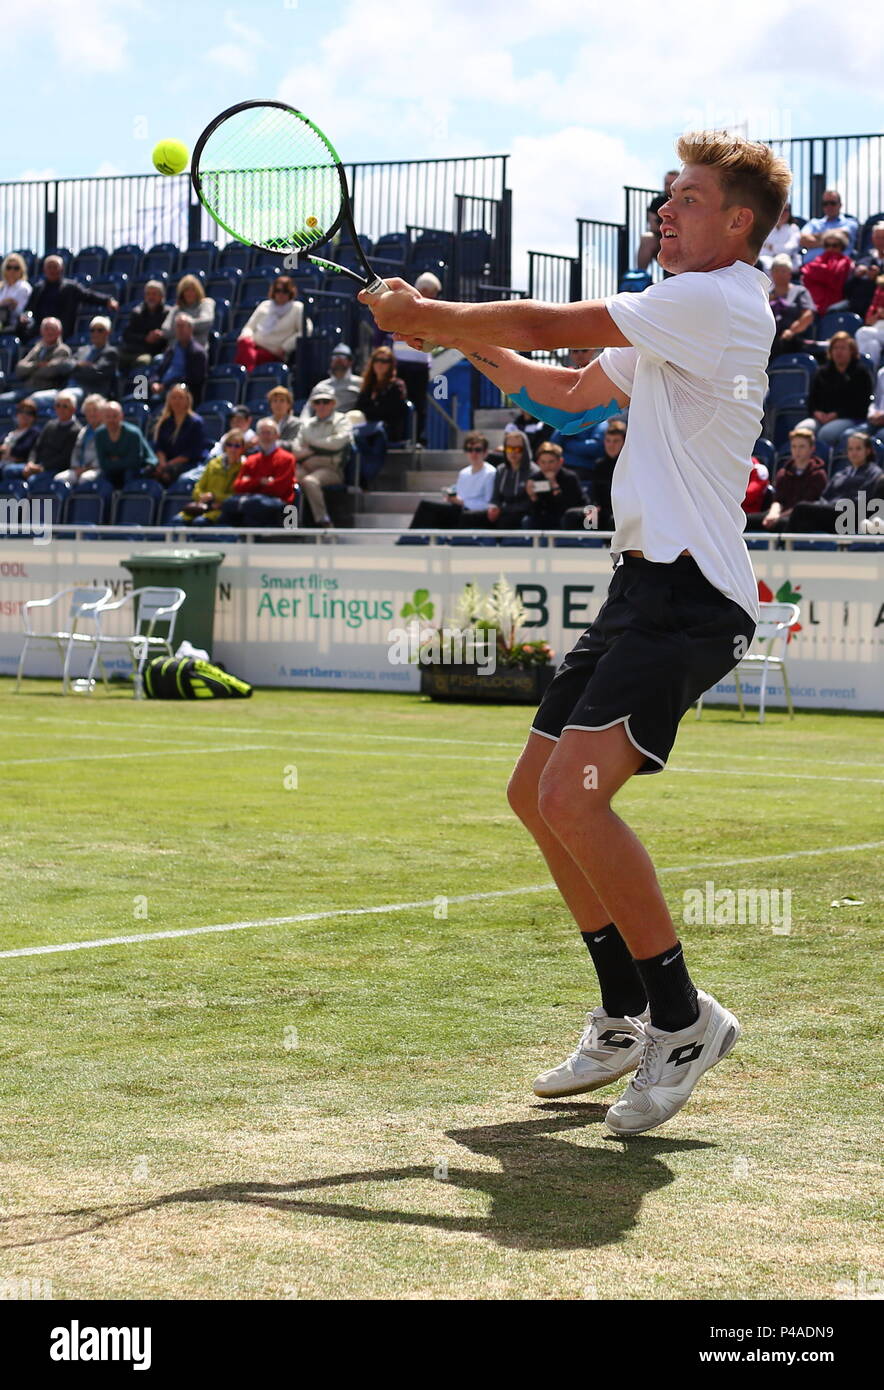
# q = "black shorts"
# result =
<box><xmin>532</xmin><ymin>554</ymin><xmax>756</xmax><ymax>773</ymax></box>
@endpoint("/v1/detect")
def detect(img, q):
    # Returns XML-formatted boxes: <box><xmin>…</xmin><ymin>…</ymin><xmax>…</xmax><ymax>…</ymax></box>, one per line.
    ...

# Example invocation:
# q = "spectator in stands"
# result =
<box><xmin>787</xmin><ymin>430</ymin><xmax>882</xmax><ymax>533</ymax></box>
<box><xmin>148</xmin><ymin>383</ymin><xmax>206</xmax><ymax>485</ymax></box>
<box><xmin>150</xmin><ymin>314</ymin><xmax>207</xmax><ymax>405</ymax></box>
<box><xmin>291</xmin><ymin>385</ymin><xmax>354</xmax><ymax>526</ymax></box>
<box><xmin>0</xmin><ymin>398</ymin><xmax>40</xmax><ymax>474</ymax></box>
<box><xmin>94</xmin><ymin>400</ymin><xmax>156</xmax><ymax>488</ymax></box>
<box><xmin>67</xmin><ymin>316</ymin><xmax>119</xmax><ymax>403</ymax></box>
<box><xmin>0</xmin><ymin>253</ymin><xmax>31</xmax><ymax>330</ymax></box>
<box><xmin>800</xmin><ymin>190</ymin><xmax>859</xmax><ymax>263</ymax></box>
<box><xmin>353</xmin><ymin>347</ymin><xmax>409</xmax><ymax>486</ymax></box>
<box><xmin>522</xmin><ymin>442</ymin><xmax>584</xmax><ymax>529</ymax></box>
<box><xmin>21</xmin><ymin>391</ymin><xmax>80</xmax><ymax>480</ymax></box>
<box><xmin>768</xmin><ymin>254</ymin><xmax>815</xmax><ymax>357</ymax></box>
<box><xmin>758</xmin><ymin>202</ymin><xmax>802</xmax><ymax>272</ymax></box>
<box><xmin>234</xmin><ymin>274</ymin><xmax>304</xmax><ymax>371</ymax></box>
<box><xmin>173</xmin><ymin>430</ymin><xmax>247</xmax><ymax>525</ymax></box>
<box><xmin>867</xmin><ymin>364</ymin><xmax>884</xmax><ymax>433</ymax></box>
<box><xmin>119</xmin><ymin>280</ymin><xmax>167</xmax><ymax>372</ymax></box>
<box><xmin>266</xmin><ymin>385</ymin><xmax>299</xmax><ymax>446</ymax></box>
<box><xmin>0</xmin><ymin>317</ymin><xmax>72</xmax><ymax>405</ymax></box>
<box><xmin>637</xmin><ymin>171</ymin><xmax>678</xmax><ymax>271</ymax></box>
<box><xmin>742</xmin><ymin>456</ymin><xmax>772</xmax><ymax>515</ymax></box>
<box><xmin>807</xmin><ymin>332</ymin><xmax>873</xmax><ymax>458</ymax></box>
<box><xmin>562</xmin><ymin>417</ymin><xmax>626</xmax><ymax>531</ymax></box>
<box><xmin>300</xmin><ymin>342</ymin><xmax>364</xmax><ymax>422</ymax></box>
<box><xmin>855</xmin><ymin>272</ymin><xmax>884</xmax><ymax>372</ymax></box>
<box><xmin>219</xmin><ymin>417</ymin><xmax>295</xmax><ymax>528</ymax></box>
<box><xmin>391</xmin><ymin>271</ymin><xmax>441</xmax><ymax>441</ymax></box>
<box><xmin>67</xmin><ymin>393</ymin><xmax>107</xmax><ymax>481</ymax></box>
<box><xmin>161</xmin><ymin>275</ymin><xmax>215</xmax><ymax>346</ymax></box>
<box><xmin>844</xmin><ymin>223</ymin><xmax>884</xmax><ymax>321</ymax></box>
<box><xmin>408</xmin><ymin>432</ymin><xmax>496</xmax><ymax>530</ymax></box>
<box><xmin>744</xmin><ymin>426</ymin><xmax>827</xmax><ymax>531</ymax></box>
<box><xmin>801</xmin><ymin>229</ymin><xmax>853</xmax><ymax>315</ymax></box>
<box><xmin>19</xmin><ymin>254</ymin><xmax>118</xmax><ymax>340</ymax></box>
<box><xmin>487</xmin><ymin>429</ymin><xmax>540</xmax><ymax>528</ymax></box>
<box><xmin>222</xmin><ymin>406</ymin><xmax>257</xmax><ymax>452</ymax></box>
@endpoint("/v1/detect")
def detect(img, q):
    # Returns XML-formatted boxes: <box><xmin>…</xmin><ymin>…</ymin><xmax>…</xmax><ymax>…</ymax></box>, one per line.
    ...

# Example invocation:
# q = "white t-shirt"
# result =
<box><xmin>599</xmin><ymin>261</ymin><xmax>774</xmax><ymax>622</ymax></box>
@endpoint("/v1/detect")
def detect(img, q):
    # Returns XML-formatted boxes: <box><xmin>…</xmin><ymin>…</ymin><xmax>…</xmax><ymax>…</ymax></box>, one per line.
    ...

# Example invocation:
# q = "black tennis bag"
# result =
<box><xmin>143</xmin><ymin>656</ymin><xmax>253</xmax><ymax>699</ymax></box>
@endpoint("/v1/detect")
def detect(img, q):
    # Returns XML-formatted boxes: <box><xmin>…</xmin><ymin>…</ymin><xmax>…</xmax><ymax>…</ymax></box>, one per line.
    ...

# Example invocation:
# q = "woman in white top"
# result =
<box><xmin>161</xmin><ymin>274</ymin><xmax>216</xmax><ymax>345</ymax></box>
<box><xmin>235</xmin><ymin>274</ymin><xmax>305</xmax><ymax>371</ymax></box>
<box><xmin>0</xmin><ymin>253</ymin><xmax>32</xmax><ymax>330</ymax></box>
<box><xmin>758</xmin><ymin>202</ymin><xmax>802</xmax><ymax>271</ymax></box>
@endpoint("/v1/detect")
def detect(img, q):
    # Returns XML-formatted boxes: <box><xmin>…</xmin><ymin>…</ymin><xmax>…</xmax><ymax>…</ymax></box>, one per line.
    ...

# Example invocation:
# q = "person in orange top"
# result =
<box><xmin>219</xmin><ymin>416</ymin><xmax>296</xmax><ymax>528</ymax></box>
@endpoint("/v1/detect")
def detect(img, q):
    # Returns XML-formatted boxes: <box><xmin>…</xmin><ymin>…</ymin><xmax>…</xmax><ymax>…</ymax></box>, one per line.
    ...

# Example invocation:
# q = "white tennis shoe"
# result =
<box><xmin>605</xmin><ymin>990</ymin><xmax>741</xmax><ymax>1134</ymax></box>
<box><xmin>533</xmin><ymin>1006</ymin><xmax>647</xmax><ymax>1098</ymax></box>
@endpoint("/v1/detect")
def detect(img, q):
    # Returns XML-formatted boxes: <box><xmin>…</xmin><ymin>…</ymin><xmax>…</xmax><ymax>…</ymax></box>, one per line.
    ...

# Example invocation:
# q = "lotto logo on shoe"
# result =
<box><xmin>597</xmin><ymin>1029</ymin><xmax>638</xmax><ymax>1049</ymax></box>
<box><xmin>667</xmin><ymin>1042</ymin><xmax>705</xmax><ymax>1066</ymax></box>
<box><xmin>49</xmin><ymin>1321</ymin><xmax>152</xmax><ymax>1371</ymax></box>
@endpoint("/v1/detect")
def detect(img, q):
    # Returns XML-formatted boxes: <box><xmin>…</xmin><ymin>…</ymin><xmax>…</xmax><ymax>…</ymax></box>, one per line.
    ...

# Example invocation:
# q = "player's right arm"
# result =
<box><xmin>439</xmin><ymin>338</ymin><xmax>630</xmax><ymax>431</ymax></box>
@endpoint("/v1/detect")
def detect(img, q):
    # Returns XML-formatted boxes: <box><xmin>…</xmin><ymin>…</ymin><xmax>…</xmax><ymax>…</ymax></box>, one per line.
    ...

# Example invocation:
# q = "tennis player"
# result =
<box><xmin>361</xmin><ymin>132</ymin><xmax>792</xmax><ymax>1133</ymax></box>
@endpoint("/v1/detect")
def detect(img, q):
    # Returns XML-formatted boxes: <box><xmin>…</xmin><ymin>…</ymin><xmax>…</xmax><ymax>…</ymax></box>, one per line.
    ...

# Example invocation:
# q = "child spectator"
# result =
<box><xmin>266</xmin><ymin>385</ymin><xmax>299</xmax><ymax>446</ymax></box>
<box><xmin>787</xmin><ymin>431</ymin><xmax>882</xmax><ymax>533</ymax></box>
<box><xmin>487</xmin><ymin>429</ymin><xmax>540</xmax><ymax>528</ymax></box>
<box><xmin>744</xmin><ymin>427</ymin><xmax>827</xmax><ymax>531</ymax></box>
<box><xmin>408</xmin><ymin>432</ymin><xmax>496</xmax><ymax>529</ymax></box>
<box><xmin>523</xmin><ymin>442</ymin><xmax>584</xmax><ymax>528</ymax></box>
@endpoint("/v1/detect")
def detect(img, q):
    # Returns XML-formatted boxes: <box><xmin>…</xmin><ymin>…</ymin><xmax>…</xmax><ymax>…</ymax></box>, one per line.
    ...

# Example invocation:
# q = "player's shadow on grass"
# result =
<box><xmin>0</xmin><ymin>1106</ymin><xmax>713</xmax><ymax>1254</ymax></box>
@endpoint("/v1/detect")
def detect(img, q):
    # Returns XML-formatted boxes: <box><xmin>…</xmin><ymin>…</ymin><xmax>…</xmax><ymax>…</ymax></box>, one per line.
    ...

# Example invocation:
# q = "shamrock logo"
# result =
<box><xmin>758</xmin><ymin>579</ymin><xmax>803</xmax><ymax>641</ymax></box>
<box><xmin>400</xmin><ymin>587</ymin><xmax>434</xmax><ymax>621</ymax></box>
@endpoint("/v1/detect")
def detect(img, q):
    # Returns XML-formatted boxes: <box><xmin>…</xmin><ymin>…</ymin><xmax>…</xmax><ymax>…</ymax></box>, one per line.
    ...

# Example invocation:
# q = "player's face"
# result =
<box><xmin>658</xmin><ymin>164</ymin><xmax>752</xmax><ymax>273</ymax></box>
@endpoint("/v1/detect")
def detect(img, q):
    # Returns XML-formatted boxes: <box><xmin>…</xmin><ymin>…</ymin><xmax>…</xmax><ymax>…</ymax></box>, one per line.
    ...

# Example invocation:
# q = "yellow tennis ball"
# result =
<box><xmin>152</xmin><ymin>139</ymin><xmax>189</xmax><ymax>176</ymax></box>
<box><xmin>305</xmin><ymin>216</ymin><xmax>318</xmax><ymax>228</ymax></box>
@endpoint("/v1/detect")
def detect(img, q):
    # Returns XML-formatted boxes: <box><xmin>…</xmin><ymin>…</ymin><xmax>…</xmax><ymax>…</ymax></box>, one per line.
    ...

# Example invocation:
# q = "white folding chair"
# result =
<box><xmin>16</xmin><ymin>585</ymin><xmax>111</xmax><ymax>693</ymax></box>
<box><xmin>696</xmin><ymin>602</ymin><xmax>800</xmax><ymax>724</ymax></box>
<box><xmin>86</xmin><ymin>586</ymin><xmax>186</xmax><ymax>697</ymax></box>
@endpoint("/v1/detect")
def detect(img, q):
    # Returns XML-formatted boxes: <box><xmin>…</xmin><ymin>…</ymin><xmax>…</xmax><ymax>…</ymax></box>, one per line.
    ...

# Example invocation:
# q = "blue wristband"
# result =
<box><xmin>510</xmin><ymin>386</ymin><xmax>622</xmax><ymax>436</ymax></box>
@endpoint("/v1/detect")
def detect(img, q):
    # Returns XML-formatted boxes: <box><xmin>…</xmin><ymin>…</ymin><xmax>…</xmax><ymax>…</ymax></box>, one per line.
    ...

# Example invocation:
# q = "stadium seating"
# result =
<box><xmin>112</xmin><ymin>478</ymin><xmax>164</xmax><ymax>526</ymax></box>
<box><xmin>65</xmin><ymin>477</ymin><xmax>113</xmax><ymax>525</ymax></box>
<box><xmin>817</xmin><ymin>310</ymin><xmax>863</xmax><ymax>340</ymax></box>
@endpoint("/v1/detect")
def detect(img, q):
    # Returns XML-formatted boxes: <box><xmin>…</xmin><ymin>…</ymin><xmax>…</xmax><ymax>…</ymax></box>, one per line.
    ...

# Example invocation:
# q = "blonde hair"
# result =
<box><xmin>789</xmin><ymin>427</ymin><xmax>815</xmax><ymax>442</ymax></box>
<box><xmin>266</xmin><ymin>385</ymin><xmax>293</xmax><ymax>408</ymax></box>
<box><xmin>2</xmin><ymin>253</ymin><xmax>27</xmax><ymax>277</ymax></box>
<box><xmin>154</xmin><ymin>383</ymin><xmax>194</xmax><ymax>438</ymax></box>
<box><xmin>176</xmin><ymin>274</ymin><xmax>205</xmax><ymax>306</ymax></box>
<box><xmin>675</xmin><ymin>130</ymin><xmax>793</xmax><ymax>255</ymax></box>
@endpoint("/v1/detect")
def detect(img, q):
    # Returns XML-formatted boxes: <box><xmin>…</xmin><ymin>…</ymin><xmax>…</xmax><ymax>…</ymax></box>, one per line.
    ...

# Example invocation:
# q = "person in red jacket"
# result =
<box><xmin>741</xmin><ymin>456</ymin><xmax>772</xmax><ymax>514</ymax></box>
<box><xmin>219</xmin><ymin>417</ymin><xmax>296</xmax><ymax>528</ymax></box>
<box><xmin>744</xmin><ymin>426</ymin><xmax>828</xmax><ymax>530</ymax></box>
<box><xmin>801</xmin><ymin>229</ymin><xmax>853</xmax><ymax>315</ymax></box>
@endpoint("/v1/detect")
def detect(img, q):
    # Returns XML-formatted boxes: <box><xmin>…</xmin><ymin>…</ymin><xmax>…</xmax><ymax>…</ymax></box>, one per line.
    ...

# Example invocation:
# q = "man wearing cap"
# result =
<box><xmin>67</xmin><ymin>316</ymin><xmax>120</xmax><ymax>403</ymax></box>
<box><xmin>300</xmin><ymin>343</ymin><xmax>364</xmax><ymax>423</ymax></box>
<box><xmin>292</xmin><ymin>386</ymin><xmax>354</xmax><ymax>526</ymax></box>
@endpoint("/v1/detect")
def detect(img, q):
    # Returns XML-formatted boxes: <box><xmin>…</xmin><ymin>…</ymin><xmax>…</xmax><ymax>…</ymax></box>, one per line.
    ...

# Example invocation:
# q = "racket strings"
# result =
<box><xmin>198</xmin><ymin>106</ymin><xmax>342</xmax><ymax>252</ymax></box>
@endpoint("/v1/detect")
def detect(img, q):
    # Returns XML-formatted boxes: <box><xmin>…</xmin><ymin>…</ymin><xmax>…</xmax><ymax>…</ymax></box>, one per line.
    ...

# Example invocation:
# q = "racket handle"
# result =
<box><xmin>363</xmin><ymin>275</ymin><xmax>438</xmax><ymax>351</ymax></box>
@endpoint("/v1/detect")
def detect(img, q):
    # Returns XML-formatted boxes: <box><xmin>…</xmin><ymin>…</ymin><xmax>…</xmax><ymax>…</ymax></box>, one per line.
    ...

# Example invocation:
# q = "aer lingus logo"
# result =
<box><xmin>758</xmin><ymin>579</ymin><xmax>803</xmax><ymax>641</ymax></box>
<box><xmin>400</xmin><ymin>588</ymin><xmax>435</xmax><ymax>622</ymax></box>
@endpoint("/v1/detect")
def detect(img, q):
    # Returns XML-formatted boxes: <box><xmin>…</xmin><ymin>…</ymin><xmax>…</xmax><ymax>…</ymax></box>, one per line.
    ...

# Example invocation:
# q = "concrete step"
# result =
<box><xmin>360</xmin><ymin>491</ymin><xmax>427</xmax><ymax>514</ymax></box>
<box><xmin>474</xmin><ymin>406</ymin><xmax>520</xmax><ymax>432</ymax></box>
<box><xmin>354</xmin><ymin>513</ymin><xmax>409</xmax><ymax>529</ymax></box>
<box><xmin>404</xmin><ymin>470</ymin><xmax>459</xmax><ymax>491</ymax></box>
<box><xmin>409</xmin><ymin>449</ymin><xmax>464</xmax><ymax>470</ymax></box>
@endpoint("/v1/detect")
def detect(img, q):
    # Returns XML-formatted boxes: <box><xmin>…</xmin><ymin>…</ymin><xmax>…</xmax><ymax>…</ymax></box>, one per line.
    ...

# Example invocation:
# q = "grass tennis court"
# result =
<box><xmin>1</xmin><ymin>681</ymin><xmax>881</xmax><ymax>1300</ymax></box>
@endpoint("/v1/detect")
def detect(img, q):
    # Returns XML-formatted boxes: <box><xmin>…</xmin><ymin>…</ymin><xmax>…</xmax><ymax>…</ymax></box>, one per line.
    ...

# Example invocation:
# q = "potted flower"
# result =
<box><xmin>419</xmin><ymin>576</ymin><xmax>556</xmax><ymax>703</ymax></box>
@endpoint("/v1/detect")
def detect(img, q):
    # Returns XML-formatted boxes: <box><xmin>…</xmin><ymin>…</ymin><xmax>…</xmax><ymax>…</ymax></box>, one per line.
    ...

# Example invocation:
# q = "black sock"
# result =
<box><xmin>581</xmin><ymin>923</ymin><xmax>647</xmax><ymax>1018</ymax></box>
<box><xmin>634</xmin><ymin>943</ymin><xmax>699</xmax><ymax>1033</ymax></box>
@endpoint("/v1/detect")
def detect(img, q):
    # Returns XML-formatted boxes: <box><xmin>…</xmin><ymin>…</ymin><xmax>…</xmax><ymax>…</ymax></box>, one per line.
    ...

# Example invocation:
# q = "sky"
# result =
<box><xmin>4</xmin><ymin>0</ymin><xmax>883</xmax><ymax>287</ymax></box>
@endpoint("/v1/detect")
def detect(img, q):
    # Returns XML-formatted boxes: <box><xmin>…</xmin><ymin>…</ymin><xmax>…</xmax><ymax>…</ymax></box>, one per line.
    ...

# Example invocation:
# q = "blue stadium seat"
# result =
<box><xmin>858</xmin><ymin>212</ymin><xmax>884</xmax><ymax>255</ymax></box>
<box><xmin>207</xmin><ymin>269</ymin><xmax>243</xmax><ymax>302</ymax></box>
<box><xmin>10</xmin><ymin>248</ymin><xmax>35</xmax><ymax>278</ymax></box>
<box><xmin>374</xmin><ymin>232</ymin><xmax>408</xmax><ymax>260</ymax></box>
<box><xmin>25</xmin><ymin>474</ymin><xmax>71</xmax><ymax>510</ymax></box>
<box><xmin>120</xmin><ymin>399</ymin><xmax>150</xmax><ymax>432</ymax></box>
<box><xmin>181</xmin><ymin>243</ymin><xmax>218</xmax><ymax>275</ymax></box>
<box><xmin>765</xmin><ymin>369</ymin><xmax>807</xmax><ymax>410</ymax></box>
<box><xmin>40</xmin><ymin>247</ymin><xmax>73</xmax><ymax>273</ymax></box>
<box><xmin>218</xmin><ymin>243</ymin><xmax>253</xmax><ymax>272</ymax></box>
<box><xmin>0</xmin><ymin>477</ymin><xmax>28</xmax><ymax>500</ymax></box>
<box><xmin>619</xmin><ymin>270</ymin><xmax>652</xmax><ymax>293</ymax></box>
<box><xmin>458</xmin><ymin>228</ymin><xmax>492</xmax><ymax>276</ymax></box>
<box><xmin>212</xmin><ymin>338</ymin><xmax>241</xmax><ymax>366</ymax></box>
<box><xmin>206</xmin><ymin>364</ymin><xmax>246</xmax><ymax>404</ymax></box>
<box><xmin>158</xmin><ymin>471</ymin><xmax>201</xmax><ymax>524</ymax></box>
<box><xmin>0</xmin><ymin>339</ymin><xmax>21</xmax><ymax>377</ymax></box>
<box><xmin>752</xmin><ymin>438</ymin><xmax>775</xmax><ymax>470</ymax></box>
<box><xmin>143</xmin><ymin>245</ymin><xmax>179</xmax><ymax>277</ymax></box>
<box><xmin>64</xmin><ymin>477</ymin><xmax>113</xmax><ymax>525</ymax></box>
<box><xmin>247</xmin><ymin>363</ymin><xmax>290</xmax><ymax>395</ymax></box>
<box><xmin>238</xmin><ymin>271</ymin><xmax>280</xmax><ymax>308</ymax></box>
<box><xmin>231</xmin><ymin>306</ymin><xmax>254</xmax><ymax>335</ymax></box>
<box><xmin>199</xmin><ymin>401</ymin><xmax>235</xmax><ymax>443</ymax></box>
<box><xmin>772</xmin><ymin>406</ymin><xmax>810</xmax><ymax>447</ymax></box>
<box><xmin>817</xmin><ymin>310</ymin><xmax>863</xmax><ymax>340</ymax></box>
<box><xmin>72</xmin><ymin>246</ymin><xmax>109</xmax><ymax>278</ymax></box>
<box><xmin>112</xmin><ymin>477</ymin><xmax>163</xmax><ymax>526</ymax></box>
<box><xmin>108</xmin><ymin>246</ymin><xmax>143</xmax><ymax>278</ymax></box>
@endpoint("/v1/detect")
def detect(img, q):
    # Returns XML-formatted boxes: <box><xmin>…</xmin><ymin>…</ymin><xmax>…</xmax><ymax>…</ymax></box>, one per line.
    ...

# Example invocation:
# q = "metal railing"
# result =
<box><xmin>527</xmin><ymin>251</ymin><xmax>580</xmax><ymax>302</ymax></box>
<box><xmin>577</xmin><ymin>217</ymin><xmax>628</xmax><ymax>299</ymax></box>
<box><xmin>766</xmin><ymin>134</ymin><xmax>884</xmax><ymax>239</ymax></box>
<box><xmin>0</xmin><ymin>154</ymin><xmax>510</xmax><ymax>261</ymax></box>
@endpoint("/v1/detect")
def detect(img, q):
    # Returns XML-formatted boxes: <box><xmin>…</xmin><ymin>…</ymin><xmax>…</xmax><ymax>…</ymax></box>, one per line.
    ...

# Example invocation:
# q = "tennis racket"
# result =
<box><xmin>192</xmin><ymin>99</ymin><xmax>398</xmax><ymax>292</ymax></box>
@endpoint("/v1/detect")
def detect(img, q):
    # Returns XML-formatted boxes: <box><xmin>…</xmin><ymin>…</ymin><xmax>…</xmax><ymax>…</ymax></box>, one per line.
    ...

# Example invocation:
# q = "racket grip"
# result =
<box><xmin>363</xmin><ymin>275</ymin><xmax>438</xmax><ymax>351</ymax></box>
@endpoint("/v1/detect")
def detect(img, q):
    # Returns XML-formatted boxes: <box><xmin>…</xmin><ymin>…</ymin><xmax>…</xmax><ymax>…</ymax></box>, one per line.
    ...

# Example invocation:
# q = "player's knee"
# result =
<box><xmin>506</xmin><ymin>764</ymin><xmax>541</xmax><ymax>826</ymax></box>
<box><xmin>537</xmin><ymin>766</ymin><xmax>609</xmax><ymax>834</ymax></box>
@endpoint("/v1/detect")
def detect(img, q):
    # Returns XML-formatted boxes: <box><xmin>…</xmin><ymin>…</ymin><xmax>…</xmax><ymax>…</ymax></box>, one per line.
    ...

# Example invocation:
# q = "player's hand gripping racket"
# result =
<box><xmin>191</xmin><ymin>99</ymin><xmax>436</xmax><ymax>346</ymax></box>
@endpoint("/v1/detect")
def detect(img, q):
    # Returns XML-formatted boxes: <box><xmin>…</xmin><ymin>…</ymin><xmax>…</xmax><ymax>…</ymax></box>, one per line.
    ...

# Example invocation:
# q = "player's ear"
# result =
<box><xmin>730</xmin><ymin>205</ymin><xmax>754</xmax><ymax>238</ymax></box>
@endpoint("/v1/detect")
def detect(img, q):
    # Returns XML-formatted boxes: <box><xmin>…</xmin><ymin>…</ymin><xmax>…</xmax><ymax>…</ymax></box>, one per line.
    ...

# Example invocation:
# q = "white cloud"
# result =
<box><xmin>208</xmin><ymin>8</ymin><xmax>269</xmax><ymax>75</ymax></box>
<box><xmin>45</xmin><ymin>0</ymin><xmax>133</xmax><ymax>73</ymax></box>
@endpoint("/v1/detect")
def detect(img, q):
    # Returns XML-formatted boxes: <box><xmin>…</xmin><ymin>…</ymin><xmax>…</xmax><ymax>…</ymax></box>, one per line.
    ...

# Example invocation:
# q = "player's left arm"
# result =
<box><xmin>441</xmin><ymin>339</ymin><xmax>629</xmax><ymax>428</ymax></box>
<box><xmin>360</xmin><ymin>279</ymin><xmax>630</xmax><ymax>353</ymax></box>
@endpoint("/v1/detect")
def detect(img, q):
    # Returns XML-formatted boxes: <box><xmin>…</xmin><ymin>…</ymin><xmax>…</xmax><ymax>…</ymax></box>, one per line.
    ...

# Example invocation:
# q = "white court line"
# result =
<box><xmin>670</xmin><ymin>766</ymin><xmax>884</xmax><ymax>785</ymax></box>
<box><xmin>4</xmin><ymin>712</ymin><xmax>881</xmax><ymax>772</ymax></box>
<box><xmin>0</xmin><ymin>744</ymin><xmax>277</xmax><ymax>767</ymax></box>
<box><xmin>2</xmin><ymin>839</ymin><xmax>880</xmax><ymax>961</ymax></box>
